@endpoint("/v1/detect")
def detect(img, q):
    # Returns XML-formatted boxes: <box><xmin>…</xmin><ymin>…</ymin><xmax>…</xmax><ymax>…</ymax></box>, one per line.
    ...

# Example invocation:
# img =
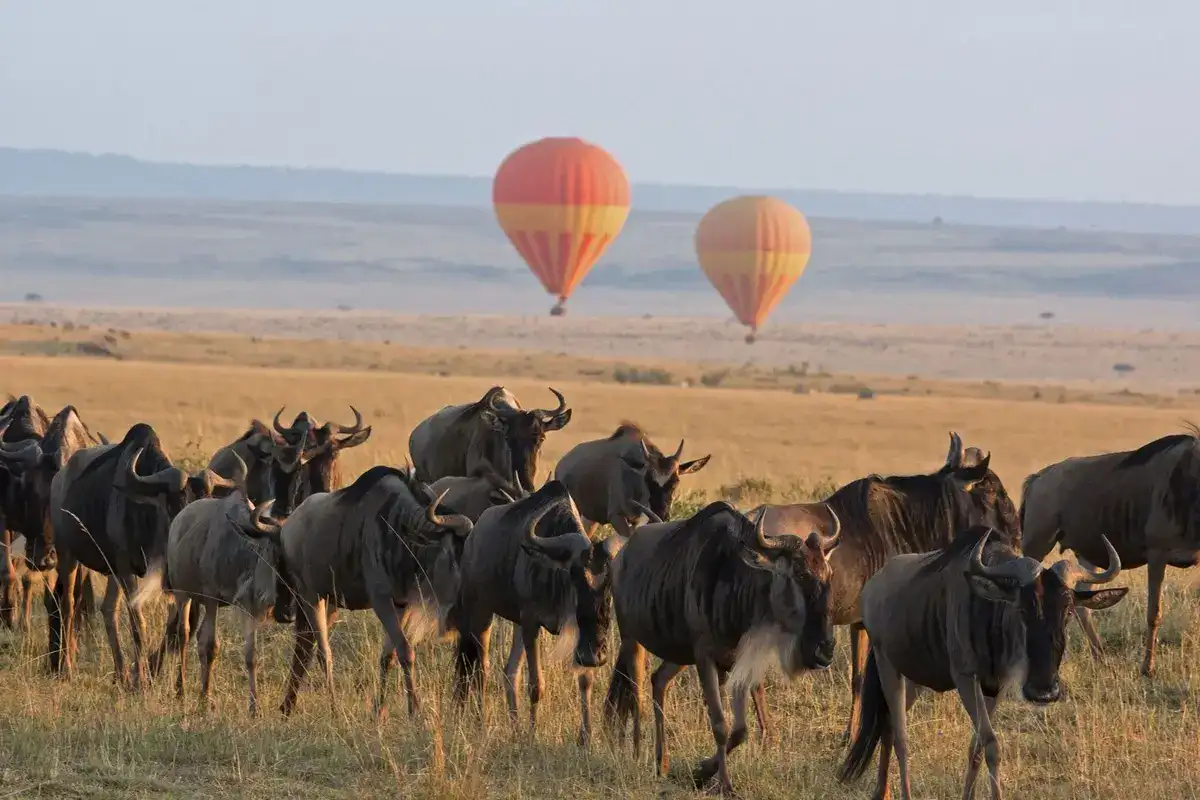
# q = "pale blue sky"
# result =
<box><xmin>2</xmin><ymin>2</ymin><xmax>1197</xmax><ymax>203</ymax></box>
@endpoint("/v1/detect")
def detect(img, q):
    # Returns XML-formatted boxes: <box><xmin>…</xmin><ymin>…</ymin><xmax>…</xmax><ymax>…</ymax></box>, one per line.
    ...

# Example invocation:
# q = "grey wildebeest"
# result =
<box><xmin>409</xmin><ymin>386</ymin><xmax>571</xmax><ymax>494</ymax></box>
<box><xmin>0</xmin><ymin>394</ymin><xmax>51</xmax><ymax>626</ymax></box>
<box><xmin>837</xmin><ymin>526</ymin><xmax>1126</xmax><ymax>800</ymax></box>
<box><xmin>0</xmin><ymin>404</ymin><xmax>104</xmax><ymax>630</ymax></box>
<box><xmin>553</xmin><ymin>422</ymin><xmax>711</xmax><ymax>539</ymax></box>
<box><xmin>1020</xmin><ymin>426</ymin><xmax>1200</xmax><ymax>677</ymax></box>
<box><xmin>604</xmin><ymin>501</ymin><xmax>842</xmax><ymax>796</ymax></box>
<box><xmin>750</xmin><ymin>433</ymin><xmax>1021</xmax><ymax>742</ymax></box>
<box><xmin>206</xmin><ymin>419</ymin><xmax>282</xmax><ymax>504</ymax></box>
<box><xmin>273</xmin><ymin>465</ymin><xmax>472</xmax><ymax>718</ymax></box>
<box><xmin>427</xmin><ymin>463</ymin><xmax>527</xmax><ymax>523</ymax></box>
<box><xmin>135</xmin><ymin>489</ymin><xmax>284</xmax><ymax>714</ymax></box>
<box><xmin>453</xmin><ymin>479</ymin><xmax>617</xmax><ymax>745</ymax></box>
<box><xmin>47</xmin><ymin>423</ymin><xmax>244</xmax><ymax>686</ymax></box>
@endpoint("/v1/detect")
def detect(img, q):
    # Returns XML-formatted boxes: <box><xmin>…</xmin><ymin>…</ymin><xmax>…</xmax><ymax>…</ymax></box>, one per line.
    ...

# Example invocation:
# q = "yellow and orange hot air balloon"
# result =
<box><xmin>694</xmin><ymin>195</ymin><xmax>812</xmax><ymax>343</ymax></box>
<box><xmin>492</xmin><ymin>137</ymin><xmax>631</xmax><ymax>316</ymax></box>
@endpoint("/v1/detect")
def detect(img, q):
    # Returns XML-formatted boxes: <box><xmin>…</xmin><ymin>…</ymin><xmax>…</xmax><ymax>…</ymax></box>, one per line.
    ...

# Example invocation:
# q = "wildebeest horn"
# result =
<box><xmin>125</xmin><ymin>447</ymin><xmax>188</xmax><ymax>493</ymax></box>
<box><xmin>537</xmin><ymin>387</ymin><xmax>568</xmax><ymax>421</ymax></box>
<box><xmin>208</xmin><ymin>451</ymin><xmax>249</xmax><ymax>491</ymax></box>
<box><xmin>1053</xmin><ymin>535</ymin><xmax>1121</xmax><ymax>587</ymax></box>
<box><xmin>967</xmin><ymin>528</ymin><xmax>1042</xmax><ymax>585</ymax></box>
<box><xmin>487</xmin><ymin>388</ymin><xmax>518</xmax><ymax>419</ymax></box>
<box><xmin>748</xmin><ymin>507</ymin><xmax>792</xmax><ymax>557</ymax></box>
<box><xmin>630</xmin><ymin>501</ymin><xmax>662</xmax><ymax>525</ymax></box>
<box><xmin>807</xmin><ymin>505</ymin><xmax>842</xmax><ymax>553</ymax></box>
<box><xmin>523</xmin><ymin>499</ymin><xmax>590</xmax><ymax>562</ymax></box>
<box><xmin>333</xmin><ymin>405</ymin><xmax>365</xmax><ymax>434</ymax></box>
<box><xmin>945</xmin><ymin>431</ymin><xmax>965</xmax><ymax>469</ymax></box>
<box><xmin>230</xmin><ymin>499</ymin><xmax>283</xmax><ymax>542</ymax></box>
<box><xmin>425</xmin><ymin>488</ymin><xmax>473</xmax><ymax>537</ymax></box>
<box><xmin>273</xmin><ymin>406</ymin><xmax>291</xmax><ymax>437</ymax></box>
<box><xmin>671</xmin><ymin>439</ymin><xmax>684</xmax><ymax>461</ymax></box>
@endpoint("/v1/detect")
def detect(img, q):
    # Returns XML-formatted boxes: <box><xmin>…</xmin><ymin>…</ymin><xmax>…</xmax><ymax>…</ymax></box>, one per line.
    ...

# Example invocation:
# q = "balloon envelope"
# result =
<box><xmin>694</xmin><ymin>195</ymin><xmax>812</xmax><ymax>340</ymax></box>
<box><xmin>493</xmin><ymin>137</ymin><xmax>631</xmax><ymax>313</ymax></box>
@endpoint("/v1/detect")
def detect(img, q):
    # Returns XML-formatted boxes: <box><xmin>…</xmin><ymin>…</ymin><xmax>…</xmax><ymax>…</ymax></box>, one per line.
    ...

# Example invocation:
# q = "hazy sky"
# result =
<box><xmin>3</xmin><ymin>2</ymin><xmax>1197</xmax><ymax>203</ymax></box>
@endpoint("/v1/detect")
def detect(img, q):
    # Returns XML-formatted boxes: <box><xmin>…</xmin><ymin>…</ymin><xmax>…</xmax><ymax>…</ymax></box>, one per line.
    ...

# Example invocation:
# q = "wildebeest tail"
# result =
<box><xmin>837</xmin><ymin>650</ymin><xmax>889</xmax><ymax>784</ymax></box>
<box><xmin>603</xmin><ymin>640</ymin><xmax>643</xmax><ymax>732</ymax></box>
<box><xmin>130</xmin><ymin>558</ymin><xmax>167</xmax><ymax>610</ymax></box>
<box><xmin>1018</xmin><ymin>469</ymin><xmax>1042</xmax><ymax>533</ymax></box>
<box><xmin>453</xmin><ymin>629</ymin><xmax>485</xmax><ymax>705</ymax></box>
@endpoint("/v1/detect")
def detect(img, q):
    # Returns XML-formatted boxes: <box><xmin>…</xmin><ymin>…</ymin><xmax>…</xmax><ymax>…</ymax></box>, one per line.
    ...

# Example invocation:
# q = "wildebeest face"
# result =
<box><xmin>482</xmin><ymin>388</ymin><xmax>571</xmax><ymax>492</ymax></box>
<box><xmin>741</xmin><ymin>510</ymin><xmax>842</xmax><ymax>671</ymax></box>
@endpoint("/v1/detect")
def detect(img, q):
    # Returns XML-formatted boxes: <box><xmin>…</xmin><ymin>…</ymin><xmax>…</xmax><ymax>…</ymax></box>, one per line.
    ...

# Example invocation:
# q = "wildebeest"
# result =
<box><xmin>409</xmin><ymin>386</ymin><xmax>572</xmax><ymax>494</ymax></box>
<box><xmin>272</xmin><ymin>465</ymin><xmax>472</xmax><ymax>718</ymax></box>
<box><xmin>427</xmin><ymin>463</ymin><xmax>526</xmax><ymax>523</ymax></box>
<box><xmin>453</xmin><ymin>479</ymin><xmax>618</xmax><ymax>745</ymax></box>
<box><xmin>553</xmin><ymin>422</ymin><xmax>711</xmax><ymax>538</ymax></box>
<box><xmin>262</xmin><ymin>406</ymin><xmax>371</xmax><ymax>519</ymax></box>
<box><xmin>0</xmin><ymin>394</ymin><xmax>51</xmax><ymax>626</ymax></box>
<box><xmin>136</xmin><ymin>491</ymin><xmax>283</xmax><ymax>714</ymax></box>
<box><xmin>837</xmin><ymin>526</ymin><xmax>1126</xmax><ymax>800</ymax></box>
<box><xmin>1020</xmin><ymin>426</ymin><xmax>1200</xmax><ymax>676</ymax></box>
<box><xmin>0</xmin><ymin>404</ymin><xmax>104</xmax><ymax>629</ymax></box>
<box><xmin>604</xmin><ymin>501</ymin><xmax>841</xmax><ymax>796</ymax></box>
<box><xmin>207</xmin><ymin>419</ymin><xmax>282</xmax><ymax>504</ymax></box>
<box><xmin>750</xmin><ymin>432</ymin><xmax>1020</xmax><ymax>741</ymax></box>
<box><xmin>47</xmin><ymin>423</ymin><xmax>244</xmax><ymax>685</ymax></box>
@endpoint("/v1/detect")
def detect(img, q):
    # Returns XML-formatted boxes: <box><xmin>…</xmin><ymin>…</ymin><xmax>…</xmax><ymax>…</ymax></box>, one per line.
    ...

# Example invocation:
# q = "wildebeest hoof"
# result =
<box><xmin>691</xmin><ymin>760</ymin><xmax>720</xmax><ymax>789</ymax></box>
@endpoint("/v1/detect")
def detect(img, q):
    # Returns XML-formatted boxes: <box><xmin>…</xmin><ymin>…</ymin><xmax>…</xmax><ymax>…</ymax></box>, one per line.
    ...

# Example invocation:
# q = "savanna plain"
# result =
<box><xmin>3</xmin><ymin>322</ymin><xmax>1200</xmax><ymax>799</ymax></box>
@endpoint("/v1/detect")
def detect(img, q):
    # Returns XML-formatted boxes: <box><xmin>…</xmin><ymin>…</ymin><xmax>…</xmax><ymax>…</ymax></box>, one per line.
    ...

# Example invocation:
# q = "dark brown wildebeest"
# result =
<box><xmin>604</xmin><ymin>501</ymin><xmax>841</xmax><ymax>796</ymax></box>
<box><xmin>0</xmin><ymin>404</ymin><xmax>104</xmax><ymax>629</ymax></box>
<box><xmin>47</xmin><ymin>424</ymin><xmax>244</xmax><ymax>686</ymax></box>
<box><xmin>750</xmin><ymin>432</ymin><xmax>1020</xmax><ymax>742</ymax></box>
<box><xmin>135</xmin><ymin>490</ymin><xmax>283</xmax><ymax>714</ymax></box>
<box><xmin>1020</xmin><ymin>426</ymin><xmax>1200</xmax><ymax>677</ymax></box>
<box><xmin>273</xmin><ymin>465</ymin><xmax>472</xmax><ymax>718</ymax></box>
<box><xmin>427</xmin><ymin>463</ymin><xmax>526</xmax><ymax>523</ymax></box>
<box><xmin>553</xmin><ymin>422</ymin><xmax>711</xmax><ymax>539</ymax></box>
<box><xmin>207</xmin><ymin>419</ymin><xmax>282</xmax><ymax>504</ymax></box>
<box><xmin>453</xmin><ymin>479</ymin><xmax>618</xmax><ymax>745</ymax></box>
<box><xmin>0</xmin><ymin>394</ymin><xmax>52</xmax><ymax>626</ymax></box>
<box><xmin>409</xmin><ymin>386</ymin><xmax>571</xmax><ymax>494</ymax></box>
<box><xmin>837</xmin><ymin>526</ymin><xmax>1126</xmax><ymax>800</ymax></box>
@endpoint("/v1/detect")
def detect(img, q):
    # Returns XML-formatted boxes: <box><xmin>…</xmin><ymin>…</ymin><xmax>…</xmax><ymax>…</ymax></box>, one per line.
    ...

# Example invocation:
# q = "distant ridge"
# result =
<box><xmin>4</xmin><ymin>147</ymin><xmax>1200</xmax><ymax>235</ymax></box>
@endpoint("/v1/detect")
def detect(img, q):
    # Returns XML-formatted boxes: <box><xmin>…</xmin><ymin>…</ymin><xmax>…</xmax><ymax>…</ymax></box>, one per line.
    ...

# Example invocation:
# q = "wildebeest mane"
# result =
<box><xmin>609</xmin><ymin>421</ymin><xmax>646</xmax><ymax>441</ymax></box>
<box><xmin>233</xmin><ymin>419</ymin><xmax>274</xmax><ymax>445</ymax></box>
<box><xmin>1118</xmin><ymin>424</ymin><xmax>1199</xmax><ymax>469</ymax></box>
<box><xmin>335</xmin><ymin>465</ymin><xmax>415</xmax><ymax>507</ymax></box>
<box><xmin>915</xmin><ymin>524</ymin><xmax>996</xmax><ymax>576</ymax></box>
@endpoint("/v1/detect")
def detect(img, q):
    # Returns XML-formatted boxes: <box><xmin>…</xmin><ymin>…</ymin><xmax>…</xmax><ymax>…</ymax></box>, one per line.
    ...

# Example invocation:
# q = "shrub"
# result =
<box><xmin>613</xmin><ymin>366</ymin><xmax>673</xmax><ymax>385</ymax></box>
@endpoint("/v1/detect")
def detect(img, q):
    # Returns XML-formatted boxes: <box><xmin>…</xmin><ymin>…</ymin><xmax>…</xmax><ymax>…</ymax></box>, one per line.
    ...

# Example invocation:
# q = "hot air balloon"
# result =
<box><xmin>493</xmin><ymin>137</ymin><xmax>631</xmax><ymax>316</ymax></box>
<box><xmin>694</xmin><ymin>195</ymin><xmax>812</xmax><ymax>343</ymax></box>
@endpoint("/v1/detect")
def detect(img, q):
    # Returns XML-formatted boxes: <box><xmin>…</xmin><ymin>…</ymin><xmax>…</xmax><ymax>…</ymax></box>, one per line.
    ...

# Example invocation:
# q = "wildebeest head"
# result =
<box><xmin>940</xmin><ymin>432</ymin><xmax>1022</xmax><ymax>544</ymax></box>
<box><xmin>228</xmin><ymin>496</ymin><xmax>288</xmax><ymax>611</ymax></box>
<box><xmin>120</xmin><ymin>444</ymin><xmax>243</xmax><ymax>519</ymax></box>
<box><xmin>303</xmin><ymin>406</ymin><xmax>372</xmax><ymax>495</ymax></box>
<box><xmin>265</xmin><ymin>408</ymin><xmax>316</xmax><ymax>517</ymax></box>
<box><xmin>739</xmin><ymin>504</ymin><xmax>843</xmax><ymax>671</ymax></box>
<box><xmin>517</xmin><ymin>480</ymin><xmax>614</xmax><ymax>669</ymax></box>
<box><xmin>402</xmin><ymin>479</ymin><xmax>475</xmax><ymax>628</ymax></box>
<box><xmin>0</xmin><ymin>394</ymin><xmax>50</xmax><ymax>443</ymax></box>
<box><xmin>616</xmin><ymin>425</ymin><xmax>711</xmax><ymax>521</ymax></box>
<box><xmin>965</xmin><ymin>528</ymin><xmax>1127</xmax><ymax>704</ymax></box>
<box><xmin>479</xmin><ymin>387</ymin><xmax>572</xmax><ymax>493</ymax></box>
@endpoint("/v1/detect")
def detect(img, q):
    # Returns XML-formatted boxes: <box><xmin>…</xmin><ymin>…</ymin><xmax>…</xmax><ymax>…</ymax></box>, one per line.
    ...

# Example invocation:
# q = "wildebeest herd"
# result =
<box><xmin>3</xmin><ymin>386</ymin><xmax>1197</xmax><ymax>798</ymax></box>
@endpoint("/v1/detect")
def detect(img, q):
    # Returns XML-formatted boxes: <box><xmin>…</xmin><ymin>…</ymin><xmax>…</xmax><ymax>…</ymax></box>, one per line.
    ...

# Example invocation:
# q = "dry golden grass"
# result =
<box><xmin>2</xmin><ymin>349</ymin><xmax>1200</xmax><ymax>798</ymax></box>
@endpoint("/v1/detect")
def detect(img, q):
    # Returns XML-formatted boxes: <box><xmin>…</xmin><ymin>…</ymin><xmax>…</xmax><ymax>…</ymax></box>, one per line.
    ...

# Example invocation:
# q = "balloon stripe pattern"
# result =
<box><xmin>694</xmin><ymin>195</ymin><xmax>812</xmax><ymax>339</ymax></box>
<box><xmin>493</xmin><ymin>138</ymin><xmax>631</xmax><ymax>309</ymax></box>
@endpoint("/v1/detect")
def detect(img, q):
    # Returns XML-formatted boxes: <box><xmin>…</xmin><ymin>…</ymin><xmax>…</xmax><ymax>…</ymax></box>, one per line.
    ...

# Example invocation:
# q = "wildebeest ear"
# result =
<box><xmin>679</xmin><ymin>454</ymin><xmax>712</xmax><ymax>475</ymax></box>
<box><xmin>966</xmin><ymin>575</ymin><xmax>1019</xmax><ymax>604</ymax></box>
<box><xmin>543</xmin><ymin>408</ymin><xmax>572</xmax><ymax>432</ymax></box>
<box><xmin>951</xmin><ymin>459</ymin><xmax>990</xmax><ymax>492</ymax></box>
<box><xmin>1073</xmin><ymin>587</ymin><xmax>1129</xmax><ymax>610</ymax></box>
<box><xmin>480</xmin><ymin>410</ymin><xmax>505</xmax><ymax>432</ymax></box>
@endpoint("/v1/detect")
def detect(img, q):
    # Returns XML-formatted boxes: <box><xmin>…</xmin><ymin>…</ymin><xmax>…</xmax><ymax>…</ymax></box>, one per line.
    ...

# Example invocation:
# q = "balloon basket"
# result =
<box><xmin>550</xmin><ymin>300</ymin><xmax>567</xmax><ymax>317</ymax></box>
<box><xmin>744</xmin><ymin>331</ymin><xmax>757</xmax><ymax>344</ymax></box>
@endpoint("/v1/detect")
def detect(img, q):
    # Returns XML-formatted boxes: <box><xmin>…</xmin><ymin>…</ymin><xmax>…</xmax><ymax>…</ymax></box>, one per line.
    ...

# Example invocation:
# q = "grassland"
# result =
<box><xmin>2</xmin><ymin>343</ymin><xmax>1200</xmax><ymax>798</ymax></box>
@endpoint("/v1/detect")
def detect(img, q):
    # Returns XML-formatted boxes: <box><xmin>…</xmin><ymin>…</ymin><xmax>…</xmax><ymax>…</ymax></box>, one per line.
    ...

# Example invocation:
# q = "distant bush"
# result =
<box><xmin>857</xmin><ymin>388</ymin><xmax>876</xmax><ymax>400</ymax></box>
<box><xmin>613</xmin><ymin>366</ymin><xmax>673</xmax><ymax>385</ymax></box>
<box><xmin>699</xmin><ymin>369</ymin><xmax>730</xmax><ymax>388</ymax></box>
<box><xmin>1113</xmin><ymin>363</ymin><xmax>1136</xmax><ymax>374</ymax></box>
<box><xmin>24</xmin><ymin>292</ymin><xmax>43</xmax><ymax>303</ymax></box>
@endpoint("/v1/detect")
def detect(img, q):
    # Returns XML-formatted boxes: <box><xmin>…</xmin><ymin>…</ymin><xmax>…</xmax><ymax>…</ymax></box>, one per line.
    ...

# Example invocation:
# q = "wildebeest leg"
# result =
<box><xmin>504</xmin><ymin>632</ymin><xmax>525</xmax><ymax>720</ymax></box>
<box><xmin>694</xmin><ymin>681</ymin><xmax>753</xmax><ymax>787</ymax></box>
<box><xmin>751</xmin><ymin>684</ymin><xmax>770</xmax><ymax>744</ymax></box>
<box><xmin>313</xmin><ymin>597</ymin><xmax>334</xmax><ymax>696</ymax></box>
<box><xmin>651</xmin><ymin>661</ymin><xmax>685</xmax><ymax>777</ymax></box>
<box><xmin>877</xmin><ymin>651</ymin><xmax>912</xmax><ymax>800</ymax></box>
<box><xmin>122</xmin><ymin>572</ymin><xmax>149</xmax><ymax>690</ymax></box>
<box><xmin>175</xmin><ymin>598</ymin><xmax>192</xmax><ymax>700</ymax></box>
<box><xmin>280</xmin><ymin>602</ymin><xmax>318</xmax><ymax>717</ymax></box>
<box><xmin>521</xmin><ymin>621</ymin><xmax>544</xmax><ymax>732</ymax></box>
<box><xmin>453</xmin><ymin>615</ymin><xmax>493</xmax><ymax>717</ymax></box>
<box><xmin>371</xmin><ymin>596</ymin><xmax>418</xmax><ymax>720</ymax></box>
<box><xmin>0</xmin><ymin>529</ymin><xmax>16</xmax><ymax>629</ymax></box>
<box><xmin>100</xmin><ymin>575</ymin><xmax>128</xmax><ymax>687</ymax></box>
<box><xmin>149</xmin><ymin>601</ymin><xmax>181</xmax><ymax>680</ymax></box>
<box><xmin>694</xmin><ymin>657</ymin><xmax>736</xmax><ymax>796</ymax></box>
<box><xmin>955</xmin><ymin>677</ymin><xmax>1001</xmax><ymax>800</ymax></box>
<box><xmin>961</xmin><ymin>694</ymin><xmax>997</xmax><ymax>800</ymax></box>
<box><xmin>46</xmin><ymin>555</ymin><xmax>77</xmax><ymax>675</ymax></box>
<box><xmin>316</xmin><ymin>608</ymin><xmax>339</xmax><ymax>676</ymax></box>
<box><xmin>1141</xmin><ymin>559</ymin><xmax>1167</xmax><ymax>677</ymax></box>
<box><xmin>844</xmin><ymin>622</ymin><xmax>869</xmax><ymax>743</ymax></box>
<box><xmin>197</xmin><ymin>599</ymin><xmax>220</xmax><ymax>710</ymax></box>
<box><xmin>242</xmin><ymin>610</ymin><xmax>260</xmax><ymax>717</ymax></box>
<box><xmin>577</xmin><ymin>670</ymin><xmax>594</xmax><ymax>748</ymax></box>
<box><xmin>20</xmin><ymin>571</ymin><xmax>36</xmax><ymax>631</ymax></box>
<box><xmin>603</xmin><ymin>635</ymin><xmax>644</xmax><ymax>754</ymax></box>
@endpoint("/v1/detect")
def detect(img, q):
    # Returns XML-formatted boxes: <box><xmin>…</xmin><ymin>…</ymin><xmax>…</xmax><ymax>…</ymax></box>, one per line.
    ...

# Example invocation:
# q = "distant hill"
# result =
<box><xmin>5</xmin><ymin>147</ymin><xmax>1200</xmax><ymax>235</ymax></box>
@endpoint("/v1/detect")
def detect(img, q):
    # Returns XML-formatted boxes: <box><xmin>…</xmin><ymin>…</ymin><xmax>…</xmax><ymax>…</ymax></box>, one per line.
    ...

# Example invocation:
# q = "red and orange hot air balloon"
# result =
<box><xmin>493</xmin><ymin>137</ymin><xmax>631</xmax><ymax>316</ymax></box>
<box><xmin>694</xmin><ymin>195</ymin><xmax>812</xmax><ymax>343</ymax></box>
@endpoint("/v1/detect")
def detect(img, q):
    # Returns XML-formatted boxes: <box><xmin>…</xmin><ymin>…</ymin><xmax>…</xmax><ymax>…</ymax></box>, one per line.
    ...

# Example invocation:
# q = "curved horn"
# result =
<box><xmin>425</xmin><ymin>488</ymin><xmax>474</xmax><ymax>537</ymax></box>
<box><xmin>125</xmin><ymin>448</ymin><xmax>187</xmax><ymax>493</ymax></box>
<box><xmin>541</xmin><ymin>387</ymin><xmax>568</xmax><ymax>419</ymax></box>
<box><xmin>671</xmin><ymin>438</ymin><xmax>684</xmax><ymax>461</ymax></box>
<box><xmin>749</xmin><ymin>506</ymin><xmax>790</xmax><ymax>557</ymax></box>
<box><xmin>630</xmin><ymin>501</ymin><xmax>663</xmax><ymax>525</ymax></box>
<box><xmin>272</xmin><ymin>406</ymin><xmax>290</xmax><ymax>437</ymax></box>
<box><xmin>334</xmin><ymin>405</ymin><xmax>365</xmax><ymax>434</ymax></box>
<box><xmin>968</xmin><ymin>529</ymin><xmax>1042</xmax><ymax>585</ymax></box>
<box><xmin>523</xmin><ymin>499</ymin><xmax>589</xmax><ymax>561</ymax></box>
<box><xmin>487</xmin><ymin>388</ymin><xmax>518</xmax><ymax>419</ymax></box>
<box><xmin>1069</xmin><ymin>536</ymin><xmax>1122</xmax><ymax>586</ymax></box>
<box><xmin>818</xmin><ymin>505</ymin><xmax>842</xmax><ymax>552</ymax></box>
<box><xmin>944</xmin><ymin>431</ymin><xmax>965</xmax><ymax>469</ymax></box>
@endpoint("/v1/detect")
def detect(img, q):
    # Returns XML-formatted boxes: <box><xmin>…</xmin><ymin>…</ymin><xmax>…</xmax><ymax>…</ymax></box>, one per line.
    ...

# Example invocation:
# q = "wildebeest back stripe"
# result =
<box><xmin>1117</xmin><ymin>430</ymin><xmax>1196</xmax><ymax>469</ymax></box>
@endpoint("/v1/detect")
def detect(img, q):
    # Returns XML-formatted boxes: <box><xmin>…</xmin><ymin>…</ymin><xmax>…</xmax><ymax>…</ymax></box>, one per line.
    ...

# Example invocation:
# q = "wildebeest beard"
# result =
<box><xmin>645</xmin><ymin>474</ymin><xmax>675</xmax><ymax>521</ymax></box>
<box><xmin>373</xmin><ymin>491</ymin><xmax>464</xmax><ymax>627</ymax></box>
